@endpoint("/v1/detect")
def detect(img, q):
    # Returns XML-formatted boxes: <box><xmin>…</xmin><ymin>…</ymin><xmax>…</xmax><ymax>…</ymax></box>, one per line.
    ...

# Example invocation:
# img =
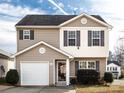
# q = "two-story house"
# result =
<box><xmin>13</xmin><ymin>13</ymin><xmax>112</xmax><ymax>86</ymax></box>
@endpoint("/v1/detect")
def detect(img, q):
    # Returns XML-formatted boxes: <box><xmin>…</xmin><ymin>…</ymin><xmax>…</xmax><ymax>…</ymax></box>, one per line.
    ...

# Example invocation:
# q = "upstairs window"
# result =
<box><xmin>64</xmin><ymin>30</ymin><xmax>80</xmax><ymax>46</ymax></box>
<box><xmin>92</xmin><ymin>31</ymin><xmax>101</xmax><ymax>46</ymax></box>
<box><xmin>23</xmin><ymin>30</ymin><xmax>30</xmax><ymax>40</ymax></box>
<box><xmin>88</xmin><ymin>30</ymin><xmax>104</xmax><ymax>46</ymax></box>
<box><xmin>68</xmin><ymin>31</ymin><xmax>76</xmax><ymax>46</ymax></box>
<box><xmin>19</xmin><ymin>30</ymin><xmax>34</xmax><ymax>40</ymax></box>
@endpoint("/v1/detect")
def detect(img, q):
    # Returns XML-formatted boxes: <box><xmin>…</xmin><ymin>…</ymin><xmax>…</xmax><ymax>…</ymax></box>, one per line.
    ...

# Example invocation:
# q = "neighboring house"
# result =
<box><xmin>106</xmin><ymin>61</ymin><xmax>121</xmax><ymax>79</ymax></box>
<box><xmin>13</xmin><ymin>13</ymin><xmax>112</xmax><ymax>86</ymax></box>
<box><xmin>0</xmin><ymin>49</ymin><xmax>14</xmax><ymax>77</ymax></box>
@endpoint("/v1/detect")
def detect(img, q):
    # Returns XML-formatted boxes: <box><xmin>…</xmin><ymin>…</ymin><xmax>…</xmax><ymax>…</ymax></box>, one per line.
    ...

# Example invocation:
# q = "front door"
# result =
<box><xmin>57</xmin><ymin>62</ymin><xmax>66</xmax><ymax>82</ymax></box>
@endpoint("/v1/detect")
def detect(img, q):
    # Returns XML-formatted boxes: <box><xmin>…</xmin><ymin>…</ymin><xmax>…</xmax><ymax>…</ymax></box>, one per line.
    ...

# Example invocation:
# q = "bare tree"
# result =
<box><xmin>108</xmin><ymin>51</ymin><xmax>116</xmax><ymax>61</ymax></box>
<box><xmin>114</xmin><ymin>38</ymin><xmax>124</xmax><ymax>66</ymax></box>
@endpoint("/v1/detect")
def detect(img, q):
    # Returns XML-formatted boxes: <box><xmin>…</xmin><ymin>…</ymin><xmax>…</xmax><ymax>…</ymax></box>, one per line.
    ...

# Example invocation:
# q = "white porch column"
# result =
<box><xmin>66</xmin><ymin>59</ymin><xmax>70</xmax><ymax>86</ymax></box>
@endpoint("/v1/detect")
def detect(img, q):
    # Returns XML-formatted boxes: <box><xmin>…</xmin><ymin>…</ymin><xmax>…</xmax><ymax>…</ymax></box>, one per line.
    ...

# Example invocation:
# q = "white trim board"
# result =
<box><xmin>16</xmin><ymin>26</ymin><xmax>59</xmax><ymax>28</ymax></box>
<box><xmin>12</xmin><ymin>41</ymin><xmax>73</xmax><ymax>58</ymax></box>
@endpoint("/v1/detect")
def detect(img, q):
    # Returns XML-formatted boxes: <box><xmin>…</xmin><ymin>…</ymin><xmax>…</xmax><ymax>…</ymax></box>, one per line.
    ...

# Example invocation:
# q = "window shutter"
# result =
<box><xmin>96</xmin><ymin>61</ymin><xmax>99</xmax><ymax>71</ymax></box>
<box><xmin>75</xmin><ymin>61</ymin><xmax>79</xmax><ymax>75</ymax></box>
<box><xmin>101</xmin><ymin>30</ymin><xmax>104</xmax><ymax>46</ymax></box>
<box><xmin>19</xmin><ymin>30</ymin><xmax>23</xmax><ymax>40</ymax></box>
<box><xmin>64</xmin><ymin>31</ymin><xmax>67</xmax><ymax>46</ymax></box>
<box><xmin>76</xmin><ymin>31</ymin><xmax>80</xmax><ymax>46</ymax></box>
<box><xmin>30</xmin><ymin>30</ymin><xmax>34</xmax><ymax>40</ymax></box>
<box><xmin>88</xmin><ymin>30</ymin><xmax>92</xmax><ymax>46</ymax></box>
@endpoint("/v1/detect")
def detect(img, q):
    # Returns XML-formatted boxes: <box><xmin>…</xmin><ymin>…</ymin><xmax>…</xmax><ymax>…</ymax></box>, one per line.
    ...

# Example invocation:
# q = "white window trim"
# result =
<box><xmin>67</xmin><ymin>31</ymin><xmax>77</xmax><ymax>46</ymax></box>
<box><xmin>79</xmin><ymin>61</ymin><xmax>96</xmax><ymax>70</ymax></box>
<box><xmin>23</xmin><ymin>30</ymin><xmax>30</xmax><ymax>40</ymax></box>
<box><xmin>91</xmin><ymin>31</ymin><xmax>101</xmax><ymax>46</ymax></box>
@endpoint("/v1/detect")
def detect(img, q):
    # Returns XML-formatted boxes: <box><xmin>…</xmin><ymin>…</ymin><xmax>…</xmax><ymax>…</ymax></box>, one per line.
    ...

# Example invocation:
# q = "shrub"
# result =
<box><xmin>120</xmin><ymin>69</ymin><xmax>124</xmax><ymax>79</ymax></box>
<box><xmin>6</xmin><ymin>69</ymin><xmax>19</xmax><ymax>85</ymax></box>
<box><xmin>70</xmin><ymin>77</ymin><xmax>77</xmax><ymax>85</ymax></box>
<box><xmin>77</xmin><ymin>69</ymin><xmax>100</xmax><ymax>84</ymax></box>
<box><xmin>0</xmin><ymin>77</ymin><xmax>6</xmax><ymax>84</ymax></box>
<box><xmin>119</xmin><ymin>75</ymin><xmax>124</xmax><ymax>79</ymax></box>
<box><xmin>104</xmin><ymin>72</ymin><xmax>113</xmax><ymax>84</ymax></box>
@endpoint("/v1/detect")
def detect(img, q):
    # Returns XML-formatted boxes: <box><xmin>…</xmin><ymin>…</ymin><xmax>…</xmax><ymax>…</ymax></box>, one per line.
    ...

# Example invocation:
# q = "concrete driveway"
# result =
<box><xmin>0</xmin><ymin>86</ymin><xmax>76</xmax><ymax>93</ymax></box>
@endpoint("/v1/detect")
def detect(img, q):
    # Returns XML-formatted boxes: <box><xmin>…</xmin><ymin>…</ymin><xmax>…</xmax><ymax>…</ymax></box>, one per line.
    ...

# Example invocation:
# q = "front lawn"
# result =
<box><xmin>76</xmin><ymin>85</ymin><xmax>124</xmax><ymax>93</ymax></box>
<box><xmin>0</xmin><ymin>78</ymin><xmax>11</xmax><ymax>86</ymax></box>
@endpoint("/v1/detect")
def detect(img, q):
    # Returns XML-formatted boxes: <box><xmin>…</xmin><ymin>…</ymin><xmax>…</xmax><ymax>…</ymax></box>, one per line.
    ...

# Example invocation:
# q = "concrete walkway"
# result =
<box><xmin>0</xmin><ymin>86</ymin><xmax>76</xmax><ymax>93</ymax></box>
<box><xmin>112</xmin><ymin>79</ymin><xmax>124</xmax><ymax>86</ymax></box>
<box><xmin>40</xmin><ymin>86</ymin><xmax>76</xmax><ymax>93</ymax></box>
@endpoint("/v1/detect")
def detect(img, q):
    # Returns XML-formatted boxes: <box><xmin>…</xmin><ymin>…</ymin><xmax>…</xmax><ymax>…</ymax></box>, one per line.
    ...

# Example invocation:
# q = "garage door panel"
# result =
<box><xmin>20</xmin><ymin>62</ymin><xmax>49</xmax><ymax>86</ymax></box>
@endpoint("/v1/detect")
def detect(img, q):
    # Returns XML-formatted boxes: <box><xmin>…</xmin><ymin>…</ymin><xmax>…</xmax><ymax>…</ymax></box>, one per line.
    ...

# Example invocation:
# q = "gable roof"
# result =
<box><xmin>16</xmin><ymin>14</ymin><xmax>107</xmax><ymax>26</ymax></box>
<box><xmin>0</xmin><ymin>49</ymin><xmax>12</xmax><ymax>58</ymax></box>
<box><xmin>107</xmin><ymin>61</ymin><xmax>121</xmax><ymax>66</ymax></box>
<box><xmin>12</xmin><ymin>41</ymin><xmax>73</xmax><ymax>58</ymax></box>
<box><xmin>59</xmin><ymin>13</ymin><xmax>112</xmax><ymax>28</ymax></box>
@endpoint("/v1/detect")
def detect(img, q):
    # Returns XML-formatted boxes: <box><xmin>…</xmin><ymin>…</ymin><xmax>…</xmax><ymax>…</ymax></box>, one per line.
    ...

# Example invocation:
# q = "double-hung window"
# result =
<box><xmin>79</xmin><ymin>61</ymin><xmax>96</xmax><ymax>69</ymax></box>
<box><xmin>19</xmin><ymin>29</ymin><xmax>34</xmax><ymax>40</ymax></box>
<box><xmin>79</xmin><ymin>61</ymin><xmax>87</xmax><ymax>69</ymax></box>
<box><xmin>23</xmin><ymin>30</ymin><xmax>30</xmax><ymax>40</ymax></box>
<box><xmin>64</xmin><ymin>30</ymin><xmax>80</xmax><ymax>46</ymax></box>
<box><xmin>68</xmin><ymin>31</ymin><xmax>76</xmax><ymax>46</ymax></box>
<box><xmin>88</xmin><ymin>30</ymin><xmax>104</xmax><ymax>46</ymax></box>
<box><xmin>113</xmin><ymin>67</ymin><xmax>117</xmax><ymax>71</ymax></box>
<box><xmin>92</xmin><ymin>31</ymin><xmax>101</xmax><ymax>46</ymax></box>
<box><xmin>107</xmin><ymin>67</ymin><xmax>109</xmax><ymax>71</ymax></box>
<box><xmin>88</xmin><ymin>61</ymin><xmax>96</xmax><ymax>69</ymax></box>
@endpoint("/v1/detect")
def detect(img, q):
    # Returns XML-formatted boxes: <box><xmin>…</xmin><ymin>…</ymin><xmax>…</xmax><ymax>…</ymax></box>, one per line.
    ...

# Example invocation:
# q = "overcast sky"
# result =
<box><xmin>0</xmin><ymin>0</ymin><xmax>124</xmax><ymax>53</ymax></box>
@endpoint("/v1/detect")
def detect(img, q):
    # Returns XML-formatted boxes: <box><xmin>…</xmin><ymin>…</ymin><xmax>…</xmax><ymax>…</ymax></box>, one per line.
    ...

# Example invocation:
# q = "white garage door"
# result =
<box><xmin>20</xmin><ymin>62</ymin><xmax>49</xmax><ymax>86</ymax></box>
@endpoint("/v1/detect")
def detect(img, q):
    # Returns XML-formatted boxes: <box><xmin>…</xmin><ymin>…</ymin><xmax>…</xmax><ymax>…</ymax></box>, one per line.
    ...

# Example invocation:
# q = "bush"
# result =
<box><xmin>0</xmin><ymin>77</ymin><xmax>6</xmax><ymax>84</ymax></box>
<box><xmin>77</xmin><ymin>69</ymin><xmax>100</xmax><ymax>84</ymax></box>
<box><xmin>70</xmin><ymin>77</ymin><xmax>77</xmax><ymax>85</ymax></box>
<box><xmin>104</xmin><ymin>72</ymin><xmax>113</xmax><ymax>84</ymax></box>
<box><xmin>119</xmin><ymin>75</ymin><xmax>124</xmax><ymax>79</ymax></box>
<box><xmin>6</xmin><ymin>69</ymin><xmax>19</xmax><ymax>85</ymax></box>
<box><xmin>120</xmin><ymin>69</ymin><xmax>124</xmax><ymax>79</ymax></box>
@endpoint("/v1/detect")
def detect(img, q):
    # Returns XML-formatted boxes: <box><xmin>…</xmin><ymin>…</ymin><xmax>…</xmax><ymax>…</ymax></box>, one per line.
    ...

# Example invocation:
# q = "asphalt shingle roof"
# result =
<box><xmin>107</xmin><ymin>61</ymin><xmax>121</xmax><ymax>66</ymax></box>
<box><xmin>16</xmin><ymin>15</ymin><xmax>106</xmax><ymax>26</ymax></box>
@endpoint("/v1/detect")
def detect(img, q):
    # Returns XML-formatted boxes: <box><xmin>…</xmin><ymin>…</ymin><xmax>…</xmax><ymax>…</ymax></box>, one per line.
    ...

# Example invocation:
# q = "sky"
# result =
<box><xmin>0</xmin><ymin>0</ymin><xmax>124</xmax><ymax>53</ymax></box>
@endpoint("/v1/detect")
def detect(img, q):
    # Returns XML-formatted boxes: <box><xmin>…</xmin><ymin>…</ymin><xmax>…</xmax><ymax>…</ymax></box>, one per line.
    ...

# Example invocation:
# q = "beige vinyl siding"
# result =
<box><xmin>16</xmin><ymin>44</ymin><xmax>68</xmax><ymax>85</ymax></box>
<box><xmin>17</xmin><ymin>28</ymin><xmax>60</xmax><ymax>52</ymax></box>
<box><xmin>63</xmin><ymin>15</ymin><xmax>106</xmax><ymax>27</ymax></box>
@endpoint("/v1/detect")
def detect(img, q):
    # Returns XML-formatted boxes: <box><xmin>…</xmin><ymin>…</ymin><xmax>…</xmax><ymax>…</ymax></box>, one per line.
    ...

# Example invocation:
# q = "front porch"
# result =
<box><xmin>53</xmin><ymin>58</ymin><xmax>107</xmax><ymax>86</ymax></box>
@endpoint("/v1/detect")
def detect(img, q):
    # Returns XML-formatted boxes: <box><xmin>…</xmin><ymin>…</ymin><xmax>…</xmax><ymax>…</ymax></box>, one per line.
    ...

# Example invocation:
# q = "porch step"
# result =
<box><xmin>56</xmin><ymin>82</ymin><xmax>66</xmax><ymax>86</ymax></box>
